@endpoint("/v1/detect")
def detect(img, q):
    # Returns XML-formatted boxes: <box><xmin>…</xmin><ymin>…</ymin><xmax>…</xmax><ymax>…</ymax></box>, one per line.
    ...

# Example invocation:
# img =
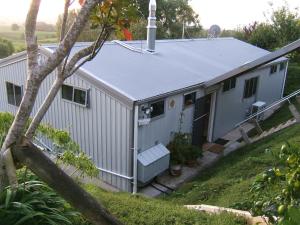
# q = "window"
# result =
<box><xmin>6</xmin><ymin>82</ymin><xmax>22</xmax><ymax>106</ymax></box>
<box><xmin>184</xmin><ymin>92</ymin><xmax>196</xmax><ymax>107</ymax></box>
<box><xmin>270</xmin><ymin>65</ymin><xmax>278</xmax><ymax>74</ymax></box>
<box><xmin>280</xmin><ymin>62</ymin><xmax>286</xmax><ymax>71</ymax></box>
<box><xmin>243</xmin><ymin>77</ymin><xmax>258</xmax><ymax>99</ymax></box>
<box><xmin>61</xmin><ymin>84</ymin><xmax>89</xmax><ymax>107</ymax></box>
<box><xmin>150</xmin><ymin>100</ymin><xmax>165</xmax><ymax>118</ymax></box>
<box><xmin>223</xmin><ymin>77</ymin><xmax>236</xmax><ymax>92</ymax></box>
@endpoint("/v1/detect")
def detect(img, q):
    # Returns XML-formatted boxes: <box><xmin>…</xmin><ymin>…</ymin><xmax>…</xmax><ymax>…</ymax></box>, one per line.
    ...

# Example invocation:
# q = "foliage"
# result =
<box><xmin>85</xmin><ymin>184</ymin><xmax>247</xmax><ymax>225</ymax></box>
<box><xmin>136</xmin><ymin>0</ymin><xmax>202</xmax><ymax>39</ymax></box>
<box><xmin>57</xmin><ymin>0</ymin><xmax>140</xmax><ymax>41</ymax></box>
<box><xmin>167</xmin><ymin>132</ymin><xmax>202</xmax><ymax>165</ymax></box>
<box><xmin>249</xmin><ymin>143</ymin><xmax>300</xmax><ymax>224</ymax></box>
<box><xmin>0</xmin><ymin>112</ymin><xmax>98</xmax><ymax>178</ymax></box>
<box><xmin>248</xmin><ymin>23</ymin><xmax>278</xmax><ymax>50</ymax></box>
<box><xmin>36</xmin><ymin>22</ymin><xmax>55</xmax><ymax>32</ymax></box>
<box><xmin>11</xmin><ymin>24</ymin><xmax>20</xmax><ymax>31</ymax></box>
<box><xmin>0</xmin><ymin>37</ymin><xmax>14</xmax><ymax>58</ymax></box>
<box><xmin>0</xmin><ymin>174</ymin><xmax>87</xmax><ymax>225</ymax></box>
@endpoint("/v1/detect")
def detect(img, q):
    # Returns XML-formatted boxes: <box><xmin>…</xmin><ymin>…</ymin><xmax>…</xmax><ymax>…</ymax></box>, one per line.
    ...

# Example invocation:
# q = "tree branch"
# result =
<box><xmin>12</xmin><ymin>138</ymin><xmax>123</xmax><ymax>225</ymax></box>
<box><xmin>37</xmin><ymin>0</ymin><xmax>104</xmax><ymax>81</ymax></box>
<box><xmin>60</xmin><ymin>0</ymin><xmax>71</xmax><ymax>42</ymax></box>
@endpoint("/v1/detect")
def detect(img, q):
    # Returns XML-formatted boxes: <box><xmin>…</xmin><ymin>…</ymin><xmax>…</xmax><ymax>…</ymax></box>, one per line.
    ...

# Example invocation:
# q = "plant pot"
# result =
<box><xmin>186</xmin><ymin>159</ymin><xmax>199</xmax><ymax>168</ymax></box>
<box><xmin>169</xmin><ymin>164</ymin><xmax>182</xmax><ymax>176</ymax></box>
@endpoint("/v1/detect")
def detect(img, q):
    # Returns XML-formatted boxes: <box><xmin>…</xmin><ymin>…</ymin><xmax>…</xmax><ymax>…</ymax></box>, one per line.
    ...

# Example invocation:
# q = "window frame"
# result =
<box><xmin>6</xmin><ymin>82</ymin><xmax>23</xmax><ymax>107</ymax></box>
<box><xmin>183</xmin><ymin>92</ymin><xmax>196</xmax><ymax>109</ymax></box>
<box><xmin>243</xmin><ymin>77</ymin><xmax>258</xmax><ymax>99</ymax></box>
<box><xmin>222</xmin><ymin>77</ymin><xmax>236</xmax><ymax>92</ymax></box>
<box><xmin>61</xmin><ymin>84</ymin><xmax>89</xmax><ymax>107</ymax></box>
<box><xmin>279</xmin><ymin>62</ymin><xmax>286</xmax><ymax>71</ymax></box>
<box><xmin>150</xmin><ymin>99</ymin><xmax>165</xmax><ymax>119</ymax></box>
<box><xmin>270</xmin><ymin>64</ymin><xmax>278</xmax><ymax>75</ymax></box>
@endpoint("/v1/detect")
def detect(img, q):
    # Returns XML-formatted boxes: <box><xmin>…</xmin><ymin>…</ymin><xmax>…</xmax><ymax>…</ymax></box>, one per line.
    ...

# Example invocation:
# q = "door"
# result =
<box><xmin>192</xmin><ymin>94</ymin><xmax>211</xmax><ymax>147</ymax></box>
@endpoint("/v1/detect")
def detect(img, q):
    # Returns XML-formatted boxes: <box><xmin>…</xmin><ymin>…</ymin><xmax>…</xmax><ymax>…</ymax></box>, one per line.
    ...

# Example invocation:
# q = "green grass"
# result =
<box><xmin>85</xmin><ymin>185</ymin><xmax>246</xmax><ymax>225</ymax></box>
<box><xmin>0</xmin><ymin>26</ymin><xmax>57</xmax><ymax>52</ymax></box>
<box><xmin>163</xmin><ymin>124</ymin><xmax>300</xmax><ymax>208</ymax></box>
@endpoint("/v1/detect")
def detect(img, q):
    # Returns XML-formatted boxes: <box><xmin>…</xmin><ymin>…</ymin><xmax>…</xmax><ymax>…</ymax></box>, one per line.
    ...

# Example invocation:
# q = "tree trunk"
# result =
<box><xmin>12</xmin><ymin>138</ymin><xmax>123</xmax><ymax>225</ymax></box>
<box><xmin>26</xmin><ymin>77</ymin><xmax>64</xmax><ymax>139</ymax></box>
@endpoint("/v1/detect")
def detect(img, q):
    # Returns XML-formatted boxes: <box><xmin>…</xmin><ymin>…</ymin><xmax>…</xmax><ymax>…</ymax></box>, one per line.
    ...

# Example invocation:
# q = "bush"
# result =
<box><xmin>167</xmin><ymin>132</ymin><xmax>202</xmax><ymax>165</ymax></box>
<box><xmin>249</xmin><ymin>143</ymin><xmax>300</xmax><ymax>224</ymax></box>
<box><xmin>0</xmin><ymin>38</ymin><xmax>14</xmax><ymax>58</ymax></box>
<box><xmin>0</xmin><ymin>175</ymin><xmax>87</xmax><ymax>225</ymax></box>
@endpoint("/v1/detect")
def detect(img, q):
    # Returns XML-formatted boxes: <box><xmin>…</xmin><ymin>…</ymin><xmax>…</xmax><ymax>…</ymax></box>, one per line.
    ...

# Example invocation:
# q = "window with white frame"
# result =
<box><xmin>243</xmin><ymin>77</ymin><xmax>258</xmax><ymax>99</ymax></box>
<box><xmin>270</xmin><ymin>65</ymin><xmax>278</xmax><ymax>74</ymax></box>
<box><xmin>6</xmin><ymin>82</ymin><xmax>22</xmax><ymax>106</ymax></box>
<box><xmin>223</xmin><ymin>77</ymin><xmax>236</xmax><ymax>92</ymax></box>
<box><xmin>61</xmin><ymin>84</ymin><xmax>89</xmax><ymax>107</ymax></box>
<box><xmin>150</xmin><ymin>100</ymin><xmax>165</xmax><ymax>118</ymax></box>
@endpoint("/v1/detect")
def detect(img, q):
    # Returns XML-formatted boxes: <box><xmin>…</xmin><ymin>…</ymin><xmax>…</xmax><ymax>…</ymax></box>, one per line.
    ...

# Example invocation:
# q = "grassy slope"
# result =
<box><xmin>164</xmin><ymin>124</ymin><xmax>300</xmax><ymax>208</ymax></box>
<box><xmin>85</xmin><ymin>185</ymin><xmax>246</xmax><ymax>225</ymax></box>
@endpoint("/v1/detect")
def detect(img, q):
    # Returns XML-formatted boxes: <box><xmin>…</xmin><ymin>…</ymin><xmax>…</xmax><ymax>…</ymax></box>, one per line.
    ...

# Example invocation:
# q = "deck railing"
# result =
<box><xmin>235</xmin><ymin>88</ymin><xmax>300</xmax><ymax>128</ymax></box>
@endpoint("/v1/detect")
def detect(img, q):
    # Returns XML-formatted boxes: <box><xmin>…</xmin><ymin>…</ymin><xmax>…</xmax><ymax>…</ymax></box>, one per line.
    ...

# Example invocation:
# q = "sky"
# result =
<box><xmin>0</xmin><ymin>0</ymin><xmax>299</xmax><ymax>29</ymax></box>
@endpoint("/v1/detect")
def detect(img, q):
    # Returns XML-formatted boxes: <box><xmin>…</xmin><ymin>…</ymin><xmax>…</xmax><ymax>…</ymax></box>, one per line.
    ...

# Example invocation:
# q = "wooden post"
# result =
<box><xmin>253</xmin><ymin>120</ymin><xmax>263</xmax><ymax>134</ymax></box>
<box><xmin>239</xmin><ymin>127</ymin><xmax>251</xmax><ymax>144</ymax></box>
<box><xmin>288</xmin><ymin>103</ymin><xmax>300</xmax><ymax>123</ymax></box>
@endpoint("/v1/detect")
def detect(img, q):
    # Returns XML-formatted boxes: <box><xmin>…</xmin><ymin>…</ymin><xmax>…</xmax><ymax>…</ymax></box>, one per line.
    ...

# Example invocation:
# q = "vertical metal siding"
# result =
<box><xmin>0</xmin><ymin>57</ymin><xmax>133</xmax><ymax>192</ymax></box>
<box><xmin>213</xmin><ymin>65</ymin><xmax>287</xmax><ymax>140</ymax></box>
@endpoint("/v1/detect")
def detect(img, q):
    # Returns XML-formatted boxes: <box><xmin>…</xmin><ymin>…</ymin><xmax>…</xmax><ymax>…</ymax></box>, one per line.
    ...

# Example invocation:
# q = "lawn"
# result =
<box><xmin>163</xmin><ymin>124</ymin><xmax>300</xmax><ymax>208</ymax></box>
<box><xmin>0</xmin><ymin>25</ymin><xmax>57</xmax><ymax>52</ymax></box>
<box><xmin>85</xmin><ymin>185</ymin><xmax>246</xmax><ymax>225</ymax></box>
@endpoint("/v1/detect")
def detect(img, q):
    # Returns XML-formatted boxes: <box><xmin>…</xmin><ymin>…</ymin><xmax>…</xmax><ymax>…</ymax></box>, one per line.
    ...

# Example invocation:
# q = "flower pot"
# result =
<box><xmin>186</xmin><ymin>159</ymin><xmax>199</xmax><ymax>168</ymax></box>
<box><xmin>169</xmin><ymin>164</ymin><xmax>182</xmax><ymax>176</ymax></box>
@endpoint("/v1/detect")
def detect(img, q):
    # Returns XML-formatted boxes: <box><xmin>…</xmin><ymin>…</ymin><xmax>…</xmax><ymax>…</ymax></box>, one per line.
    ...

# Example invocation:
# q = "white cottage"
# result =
<box><xmin>0</xmin><ymin>1</ymin><xmax>288</xmax><ymax>192</ymax></box>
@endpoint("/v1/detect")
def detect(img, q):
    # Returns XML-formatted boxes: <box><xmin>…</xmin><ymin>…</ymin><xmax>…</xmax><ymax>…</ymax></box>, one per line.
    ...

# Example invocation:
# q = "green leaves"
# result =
<box><xmin>249</xmin><ymin>143</ymin><xmax>300</xmax><ymax>224</ymax></box>
<box><xmin>0</xmin><ymin>179</ymin><xmax>84</xmax><ymax>225</ymax></box>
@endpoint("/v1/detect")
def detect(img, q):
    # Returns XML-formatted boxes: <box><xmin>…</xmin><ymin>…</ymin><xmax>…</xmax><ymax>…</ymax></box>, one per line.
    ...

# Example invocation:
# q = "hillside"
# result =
<box><xmin>163</xmin><ymin>124</ymin><xmax>300</xmax><ymax>208</ymax></box>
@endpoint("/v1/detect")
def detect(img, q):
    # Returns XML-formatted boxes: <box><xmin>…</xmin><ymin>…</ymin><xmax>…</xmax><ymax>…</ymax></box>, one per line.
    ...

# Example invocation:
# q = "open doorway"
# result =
<box><xmin>192</xmin><ymin>94</ymin><xmax>212</xmax><ymax>147</ymax></box>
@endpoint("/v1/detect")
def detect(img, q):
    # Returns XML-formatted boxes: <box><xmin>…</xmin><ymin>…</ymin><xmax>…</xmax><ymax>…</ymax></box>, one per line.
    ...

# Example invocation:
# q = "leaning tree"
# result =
<box><xmin>0</xmin><ymin>0</ymin><xmax>138</xmax><ymax>224</ymax></box>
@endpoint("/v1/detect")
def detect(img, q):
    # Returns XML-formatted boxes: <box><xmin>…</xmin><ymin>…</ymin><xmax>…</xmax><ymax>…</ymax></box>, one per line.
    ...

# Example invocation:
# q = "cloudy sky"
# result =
<box><xmin>0</xmin><ymin>0</ymin><xmax>299</xmax><ymax>29</ymax></box>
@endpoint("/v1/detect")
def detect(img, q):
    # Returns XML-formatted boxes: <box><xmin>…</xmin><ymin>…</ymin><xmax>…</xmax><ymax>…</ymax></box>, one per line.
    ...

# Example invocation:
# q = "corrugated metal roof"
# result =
<box><xmin>138</xmin><ymin>143</ymin><xmax>170</xmax><ymax>166</ymax></box>
<box><xmin>44</xmin><ymin>38</ymin><xmax>285</xmax><ymax>101</ymax></box>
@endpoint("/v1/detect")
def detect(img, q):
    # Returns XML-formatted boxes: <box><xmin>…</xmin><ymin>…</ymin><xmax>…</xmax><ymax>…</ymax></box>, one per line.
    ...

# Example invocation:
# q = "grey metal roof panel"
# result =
<box><xmin>138</xmin><ymin>143</ymin><xmax>170</xmax><ymax>166</ymax></box>
<box><xmin>44</xmin><ymin>38</ymin><xmax>286</xmax><ymax>101</ymax></box>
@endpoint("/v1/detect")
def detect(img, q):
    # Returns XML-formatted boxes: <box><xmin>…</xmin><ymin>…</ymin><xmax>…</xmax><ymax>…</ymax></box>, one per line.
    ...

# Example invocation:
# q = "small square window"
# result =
<box><xmin>62</xmin><ymin>84</ymin><xmax>89</xmax><ymax>107</ymax></box>
<box><xmin>184</xmin><ymin>92</ymin><xmax>196</xmax><ymax>107</ymax></box>
<box><xmin>280</xmin><ymin>62</ymin><xmax>286</xmax><ymax>71</ymax></box>
<box><xmin>150</xmin><ymin>100</ymin><xmax>165</xmax><ymax>118</ymax></box>
<box><xmin>223</xmin><ymin>77</ymin><xmax>236</xmax><ymax>92</ymax></box>
<box><xmin>6</xmin><ymin>82</ymin><xmax>22</xmax><ymax>106</ymax></box>
<box><xmin>270</xmin><ymin>65</ymin><xmax>277</xmax><ymax>74</ymax></box>
<box><xmin>243</xmin><ymin>77</ymin><xmax>258</xmax><ymax>99</ymax></box>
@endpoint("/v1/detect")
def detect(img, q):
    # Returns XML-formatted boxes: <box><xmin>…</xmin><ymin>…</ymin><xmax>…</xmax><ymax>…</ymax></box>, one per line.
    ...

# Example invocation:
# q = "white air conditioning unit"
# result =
<box><xmin>251</xmin><ymin>101</ymin><xmax>266</xmax><ymax>121</ymax></box>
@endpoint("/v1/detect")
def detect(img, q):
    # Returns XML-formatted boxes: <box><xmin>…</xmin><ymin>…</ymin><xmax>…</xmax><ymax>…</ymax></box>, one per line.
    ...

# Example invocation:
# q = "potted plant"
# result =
<box><xmin>183</xmin><ymin>145</ymin><xmax>202</xmax><ymax>167</ymax></box>
<box><xmin>167</xmin><ymin>133</ymin><xmax>185</xmax><ymax>176</ymax></box>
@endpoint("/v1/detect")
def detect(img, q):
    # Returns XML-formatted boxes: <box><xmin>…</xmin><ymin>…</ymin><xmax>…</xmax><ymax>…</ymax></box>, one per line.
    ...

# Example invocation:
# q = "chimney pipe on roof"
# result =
<box><xmin>147</xmin><ymin>0</ymin><xmax>157</xmax><ymax>52</ymax></box>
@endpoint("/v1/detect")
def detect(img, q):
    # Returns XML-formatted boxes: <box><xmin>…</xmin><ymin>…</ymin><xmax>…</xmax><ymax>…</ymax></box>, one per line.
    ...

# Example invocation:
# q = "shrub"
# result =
<box><xmin>249</xmin><ymin>143</ymin><xmax>300</xmax><ymax>224</ymax></box>
<box><xmin>167</xmin><ymin>132</ymin><xmax>202</xmax><ymax>165</ymax></box>
<box><xmin>0</xmin><ymin>176</ymin><xmax>87</xmax><ymax>225</ymax></box>
<box><xmin>0</xmin><ymin>38</ymin><xmax>14</xmax><ymax>58</ymax></box>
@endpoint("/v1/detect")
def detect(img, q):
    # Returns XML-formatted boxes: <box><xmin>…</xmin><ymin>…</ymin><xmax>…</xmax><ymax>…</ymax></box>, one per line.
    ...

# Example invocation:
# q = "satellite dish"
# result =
<box><xmin>208</xmin><ymin>25</ymin><xmax>221</xmax><ymax>38</ymax></box>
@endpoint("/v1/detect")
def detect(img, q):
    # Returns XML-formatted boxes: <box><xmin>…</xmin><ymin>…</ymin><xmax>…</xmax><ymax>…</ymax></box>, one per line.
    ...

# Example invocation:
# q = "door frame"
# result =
<box><xmin>207</xmin><ymin>92</ymin><xmax>217</xmax><ymax>142</ymax></box>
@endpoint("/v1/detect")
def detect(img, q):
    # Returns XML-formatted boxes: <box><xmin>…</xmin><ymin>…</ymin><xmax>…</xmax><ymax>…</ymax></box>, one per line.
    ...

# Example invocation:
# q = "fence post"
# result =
<box><xmin>239</xmin><ymin>127</ymin><xmax>251</xmax><ymax>144</ymax></box>
<box><xmin>288</xmin><ymin>103</ymin><xmax>300</xmax><ymax>123</ymax></box>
